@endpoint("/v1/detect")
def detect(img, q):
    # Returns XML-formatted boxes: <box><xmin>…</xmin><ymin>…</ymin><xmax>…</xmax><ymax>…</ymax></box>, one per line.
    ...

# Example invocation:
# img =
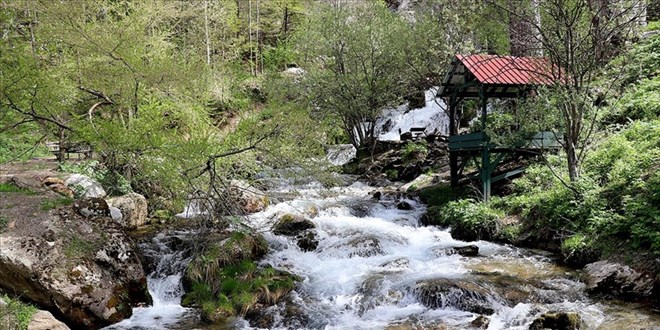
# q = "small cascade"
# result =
<box><xmin>104</xmin><ymin>232</ymin><xmax>196</xmax><ymax>330</ymax></box>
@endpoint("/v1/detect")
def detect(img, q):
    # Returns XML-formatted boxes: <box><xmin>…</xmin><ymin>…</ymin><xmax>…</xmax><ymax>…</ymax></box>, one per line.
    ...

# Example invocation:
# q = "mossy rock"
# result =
<box><xmin>529</xmin><ymin>312</ymin><xmax>581</xmax><ymax>330</ymax></box>
<box><xmin>272</xmin><ymin>214</ymin><xmax>315</xmax><ymax>236</ymax></box>
<box><xmin>184</xmin><ymin>232</ymin><xmax>269</xmax><ymax>288</ymax></box>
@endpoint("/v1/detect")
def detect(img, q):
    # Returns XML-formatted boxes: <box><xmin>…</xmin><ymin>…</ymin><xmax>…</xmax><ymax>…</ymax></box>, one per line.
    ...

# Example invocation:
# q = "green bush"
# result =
<box><xmin>0</xmin><ymin>295</ymin><xmax>37</xmax><ymax>330</ymax></box>
<box><xmin>437</xmin><ymin>198</ymin><xmax>504</xmax><ymax>241</ymax></box>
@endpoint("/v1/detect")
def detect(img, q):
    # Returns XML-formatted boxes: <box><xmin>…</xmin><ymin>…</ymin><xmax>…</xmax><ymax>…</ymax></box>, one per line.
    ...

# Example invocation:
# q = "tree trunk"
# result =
<box><xmin>565</xmin><ymin>135</ymin><xmax>580</xmax><ymax>182</ymax></box>
<box><xmin>508</xmin><ymin>0</ymin><xmax>538</xmax><ymax>56</ymax></box>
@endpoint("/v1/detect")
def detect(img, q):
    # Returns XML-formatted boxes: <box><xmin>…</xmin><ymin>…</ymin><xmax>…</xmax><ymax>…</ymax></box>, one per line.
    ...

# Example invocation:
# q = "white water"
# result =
<box><xmin>239</xmin><ymin>181</ymin><xmax>660</xmax><ymax>330</ymax></box>
<box><xmin>104</xmin><ymin>233</ymin><xmax>194</xmax><ymax>330</ymax></box>
<box><xmin>378</xmin><ymin>88</ymin><xmax>449</xmax><ymax>141</ymax></box>
<box><xmin>326</xmin><ymin>144</ymin><xmax>357</xmax><ymax>166</ymax></box>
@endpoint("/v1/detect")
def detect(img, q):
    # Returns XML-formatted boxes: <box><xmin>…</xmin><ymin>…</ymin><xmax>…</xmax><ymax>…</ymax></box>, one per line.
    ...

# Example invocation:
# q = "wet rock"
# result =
<box><xmin>245</xmin><ymin>297</ymin><xmax>309</xmax><ymax>329</ymax></box>
<box><xmin>372</xmin><ymin>191</ymin><xmax>382</xmax><ymax>200</ymax></box>
<box><xmin>413</xmin><ymin>278</ymin><xmax>495</xmax><ymax>315</ymax></box>
<box><xmin>227</xmin><ymin>180</ymin><xmax>269</xmax><ymax>214</ymax></box>
<box><xmin>65</xmin><ymin>174</ymin><xmax>106</xmax><ymax>198</ymax></box>
<box><xmin>453</xmin><ymin>245</ymin><xmax>479</xmax><ymax>257</ymax></box>
<box><xmin>273</xmin><ymin>214</ymin><xmax>315</xmax><ymax>236</ymax></box>
<box><xmin>471</xmin><ymin>315</ymin><xmax>490</xmax><ymax>328</ymax></box>
<box><xmin>348</xmin><ymin>199</ymin><xmax>374</xmax><ymax>217</ymax></box>
<box><xmin>379</xmin><ymin>257</ymin><xmax>410</xmax><ymax>271</ymax></box>
<box><xmin>396</xmin><ymin>200</ymin><xmax>413</xmax><ymax>210</ymax></box>
<box><xmin>296</xmin><ymin>231</ymin><xmax>319</xmax><ymax>252</ymax></box>
<box><xmin>28</xmin><ymin>310</ymin><xmax>70</xmax><ymax>330</ymax></box>
<box><xmin>107</xmin><ymin>193</ymin><xmax>148</xmax><ymax>228</ymax></box>
<box><xmin>357</xmin><ymin>274</ymin><xmax>404</xmax><ymax>316</ymax></box>
<box><xmin>450</xmin><ymin>219</ymin><xmax>498</xmax><ymax>242</ymax></box>
<box><xmin>529</xmin><ymin>311</ymin><xmax>581</xmax><ymax>330</ymax></box>
<box><xmin>74</xmin><ymin>198</ymin><xmax>110</xmax><ymax>218</ymax></box>
<box><xmin>0</xmin><ymin>206</ymin><xmax>150</xmax><ymax>329</ymax></box>
<box><xmin>432</xmin><ymin>245</ymin><xmax>479</xmax><ymax>257</ymax></box>
<box><xmin>583</xmin><ymin>260</ymin><xmax>654</xmax><ymax>300</ymax></box>
<box><xmin>299</xmin><ymin>202</ymin><xmax>319</xmax><ymax>219</ymax></box>
<box><xmin>346</xmin><ymin>236</ymin><xmax>383</xmax><ymax>258</ymax></box>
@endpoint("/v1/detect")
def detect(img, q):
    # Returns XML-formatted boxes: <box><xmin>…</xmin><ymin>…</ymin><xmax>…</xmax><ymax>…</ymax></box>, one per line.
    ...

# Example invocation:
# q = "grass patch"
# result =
<box><xmin>0</xmin><ymin>183</ymin><xmax>34</xmax><ymax>195</ymax></box>
<box><xmin>0</xmin><ymin>295</ymin><xmax>37</xmax><ymax>330</ymax></box>
<box><xmin>40</xmin><ymin>197</ymin><xmax>74</xmax><ymax>211</ymax></box>
<box><xmin>0</xmin><ymin>216</ymin><xmax>7</xmax><ymax>232</ymax></box>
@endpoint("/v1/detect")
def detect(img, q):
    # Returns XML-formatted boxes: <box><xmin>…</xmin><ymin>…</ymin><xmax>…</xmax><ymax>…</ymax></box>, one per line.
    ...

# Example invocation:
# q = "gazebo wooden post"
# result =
<box><xmin>448</xmin><ymin>94</ymin><xmax>459</xmax><ymax>187</ymax></box>
<box><xmin>479</xmin><ymin>86</ymin><xmax>491</xmax><ymax>200</ymax></box>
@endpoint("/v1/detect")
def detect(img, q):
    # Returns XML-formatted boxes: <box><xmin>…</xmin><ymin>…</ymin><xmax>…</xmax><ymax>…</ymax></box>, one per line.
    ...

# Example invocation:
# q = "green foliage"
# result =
<box><xmin>184</xmin><ymin>259</ymin><xmax>296</xmax><ymax>321</ymax></box>
<box><xmin>0</xmin><ymin>125</ymin><xmax>49</xmax><ymax>164</ymax></box>
<box><xmin>499</xmin><ymin>120</ymin><xmax>660</xmax><ymax>256</ymax></box>
<box><xmin>417</xmin><ymin>183</ymin><xmax>468</xmax><ymax>208</ymax></box>
<box><xmin>603</xmin><ymin>30</ymin><xmax>660</xmax><ymax>123</ymax></box>
<box><xmin>39</xmin><ymin>197</ymin><xmax>74</xmax><ymax>211</ymax></box>
<box><xmin>402</xmin><ymin>142</ymin><xmax>429</xmax><ymax>162</ymax></box>
<box><xmin>436</xmin><ymin>198</ymin><xmax>504</xmax><ymax>241</ymax></box>
<box><xmin>0</xmin><ymin>295</ymin><xmax>37</xmax><ymax>330</ymax></box>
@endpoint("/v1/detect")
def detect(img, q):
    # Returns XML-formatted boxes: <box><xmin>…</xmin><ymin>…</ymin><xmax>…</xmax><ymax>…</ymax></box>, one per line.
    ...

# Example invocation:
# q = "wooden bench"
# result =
<box><xmin>46</xmin><ymin>142</ymin><xmax>92</xmax><ymax>159</ymax></box>
<box><xmin>410</xmin><ymin>127</ymin><xmax>426</xmax><ymax>140</ymax></box>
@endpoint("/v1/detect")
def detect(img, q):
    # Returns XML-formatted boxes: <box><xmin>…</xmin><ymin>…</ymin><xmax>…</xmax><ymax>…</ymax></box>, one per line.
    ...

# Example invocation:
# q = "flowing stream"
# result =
<box><xmin>103</xmin><ymin>179</ymin><xmax>659</xmax><ymax>330</ymax></box>
<box><xmin>237</xmin><ymin>181</ymin><xmax>660</xmax><ymax>330</ymax></box>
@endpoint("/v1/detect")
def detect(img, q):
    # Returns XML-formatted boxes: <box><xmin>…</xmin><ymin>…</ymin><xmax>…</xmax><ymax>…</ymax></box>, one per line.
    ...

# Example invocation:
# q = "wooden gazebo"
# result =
<box><xmin>438</xmin><ymin>54</ymin><xmax>562</xmax><ymax>200</ymax></box>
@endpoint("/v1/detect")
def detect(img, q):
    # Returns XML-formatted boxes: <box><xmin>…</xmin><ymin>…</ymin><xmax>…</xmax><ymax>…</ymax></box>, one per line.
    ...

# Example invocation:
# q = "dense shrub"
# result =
<box><xmin>436</xmin><ymin>198</ymin><xmax>505</xmax><ymax>241</ymax></box>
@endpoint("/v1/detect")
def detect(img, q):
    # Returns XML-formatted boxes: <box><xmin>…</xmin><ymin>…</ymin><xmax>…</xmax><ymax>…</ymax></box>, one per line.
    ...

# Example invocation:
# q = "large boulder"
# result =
<box><xmin>412</xmin><ymin>278</ymin><xmax>495</xmax><ymax>315</ymax></box>
<box><xmin>227</xmin><ymin>180</ymin><xmax>269</xmax><ymax>214</ymax></box>
<box><xmin>583</xmin><ymin>260</ymin><xmax>654</xmax><ymax>300</ymax></box>
<box><xmin>107</xmin><ymin>193</ymin><xmax>148</xmax><ymax>228</ymax></box>
<box><xmin>0</xmin><ymin>206</ymin><xmax>151</xmax><ymax>329</ymax></box>
<box><xmin>65</xmin><ymin>174</ymin><xmax>106</xmax><ymax>198</ymax></box>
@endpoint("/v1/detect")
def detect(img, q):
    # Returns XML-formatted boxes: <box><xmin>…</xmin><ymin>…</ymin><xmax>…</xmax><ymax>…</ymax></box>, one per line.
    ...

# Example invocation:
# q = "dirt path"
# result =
<box><xmin>0</xmin><ymin>159</ymin><xmax>67</xmax><ymax>239</ymax></box>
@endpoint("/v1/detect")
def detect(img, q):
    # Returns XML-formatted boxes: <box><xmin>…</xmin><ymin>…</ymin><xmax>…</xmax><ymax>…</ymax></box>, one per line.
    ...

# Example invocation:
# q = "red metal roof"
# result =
<box><xmin>457</xmin><ymin>54</ymin><xmax>559</xmax><ymax>85</ymax></box>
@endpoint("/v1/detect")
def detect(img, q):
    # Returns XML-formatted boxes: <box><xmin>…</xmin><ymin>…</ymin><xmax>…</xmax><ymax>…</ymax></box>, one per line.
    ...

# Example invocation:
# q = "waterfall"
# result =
<box><xmin>378</xmin><ymin>87</ymin><xmax>449</xmax><ymax>141</ymax></box>
<box><xmin>104</xmin><ymin>232</ymin><xmax>195</xmax><ymax>330</ymax></box>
